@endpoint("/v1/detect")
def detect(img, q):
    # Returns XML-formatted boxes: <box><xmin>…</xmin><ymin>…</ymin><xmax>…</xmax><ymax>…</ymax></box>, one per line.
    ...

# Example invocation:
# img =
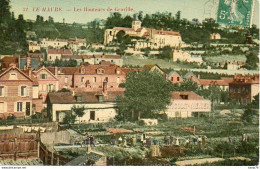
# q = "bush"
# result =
<box><xmin>7</xmin><ymin>115</ymin><xmax>16</xmax><ymax>121</ymax></box>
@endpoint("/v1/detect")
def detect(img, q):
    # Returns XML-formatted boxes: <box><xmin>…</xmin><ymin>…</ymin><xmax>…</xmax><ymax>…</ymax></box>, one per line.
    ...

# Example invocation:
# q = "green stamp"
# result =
<box><xmin>217</xmin><ymin>0</ymin><xmax>254</xmax><ymax>27</ymax></box>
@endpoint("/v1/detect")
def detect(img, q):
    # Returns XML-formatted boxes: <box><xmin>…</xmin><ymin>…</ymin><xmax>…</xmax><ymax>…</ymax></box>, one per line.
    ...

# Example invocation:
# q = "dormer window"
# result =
<box><xmin>180</xmin><ymin>95</ymin><xmax>188</xmax><ymax>100</ymax></box>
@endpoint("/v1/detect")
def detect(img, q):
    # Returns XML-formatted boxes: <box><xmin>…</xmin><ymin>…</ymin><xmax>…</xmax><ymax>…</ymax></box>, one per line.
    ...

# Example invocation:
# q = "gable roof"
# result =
<box><xmin>35</xmin><ymin>66</ymin><xmax>58</xmax><ymax>80</ymax></box>
<box><xmin>0</xmin><ymin>64</ymin><xmax>34</xmax><ymax>83</ymax></box>
<box><xmin>168</xmin><ymin>71</ymin><xmax>180</xmax><ymax>78</ymax></box>
<box><xmin>171</xmin><ymin>91</ymin><xmax>206</xmax><ymax>100</ymax></box>
<box><xmin>47</xmin><ymin>91</ymin><xmax>124</xmax><ymax>104</ymax></box>
<box><xmin>143</xmin><ymin>64</ymin><xmax>166</xmax><ymax>74</ymax></box>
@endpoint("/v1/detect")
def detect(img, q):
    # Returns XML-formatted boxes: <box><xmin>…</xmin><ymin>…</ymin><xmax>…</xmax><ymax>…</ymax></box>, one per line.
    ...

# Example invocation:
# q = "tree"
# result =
<box><xmin>244</xmin><ymin>50</ymin><xmax>259</xmax><ymax>70</ymax></box>
<box><xmin>63</xmin><ymin>112</ymin><xmax>77</xmax><ymax>125</ymax></box>
<box><xmin>71</xmin><ymin>105</ymin><xmax>86</xmax><ymax>123</ymax></box>
<box><xmin>175</xmin><ymin>11</ymin><xmax>181</xmax><ymax>20</ymax></box>
<box><xmin>241</xmin><ymin>104</ymin><xmax>255</xmax><ymax>123</ymax></box>
<box><xmin>179</xmin><ymin>79</ymin><xmax>199</xmax><ymax>92</ymax></box>
<box><xmin>158</xmin><ymin>46</ymin><xmax>172</xmax><ymax>59</ymax></box>
<box><xmin>116</xmin><ymin>69</ymin><xmax>174</xmax><ymax>121</ymax></box>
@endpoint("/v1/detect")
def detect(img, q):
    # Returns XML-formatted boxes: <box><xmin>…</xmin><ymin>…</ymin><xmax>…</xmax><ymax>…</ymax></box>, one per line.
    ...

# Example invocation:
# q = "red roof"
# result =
<box><xmin>47</xmin><ymin>49</ymin><xmax>72</xmax><ymax>55</ymax></box>
<box><xmin>231</xmin><ymin>74</ymin><xmax>259</xmax><ymax>84</ymax></box>
<box><xmin>199</xmin><ymin>78</ymin><xmax>233</xmax><ymax>86</ymax></box>
<box><xmin>171</xmin><ymin>91</ymin><xmax>205</xmax><ymax>100</ymax></box>
<box><xmin>1</xmin><ymin>56</ymin><xmax>18</xmax><ymax>69</ymax></box>
<box><xmin>61</xmin><ymin>54</ymin><xmax>122</xmax><ymax>59</ymax></box>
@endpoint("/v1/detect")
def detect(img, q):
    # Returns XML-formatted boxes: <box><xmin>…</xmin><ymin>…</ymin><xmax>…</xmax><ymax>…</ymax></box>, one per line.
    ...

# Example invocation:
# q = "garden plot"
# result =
<box><xmin>204</xmin><ymin>55</ymin><xmax>246</xmax><ymax>63</ymax></box>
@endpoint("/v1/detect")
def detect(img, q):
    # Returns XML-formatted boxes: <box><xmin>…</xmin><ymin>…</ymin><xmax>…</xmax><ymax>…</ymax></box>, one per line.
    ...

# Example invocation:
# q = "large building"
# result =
<box><xmin>164</xmin><ymin>91</ymin><xmax>211</xmax><ymax>118</ymax></box>
<box><xmin>0</xmin><ymin>64</ymin><xmax>43</xmax><ymax>119</ymax></box>
<box><xmin>47</xmin><ymin>90</ymin><xmax>123</xmax><ymax>123</ymax></box>
<box><xmin>229</xmin><ymin>74</ymin><xmax>259</xmax><ymax>104</ymax></box>
<box><xmin>46</xmin><ymin>64</ymin><xmax>127</xmax><ymax>92</ymax></box>
<box><xmin>104</xmin><ymin>16</ymin><xmax>183</xmax><ymax>49</ymax></box>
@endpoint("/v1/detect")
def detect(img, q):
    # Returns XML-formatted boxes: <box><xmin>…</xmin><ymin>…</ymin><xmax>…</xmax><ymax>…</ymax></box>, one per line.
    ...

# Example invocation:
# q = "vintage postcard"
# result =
<box><xmin>0</xmin><ymin>0</ymin><xmax>259</xmax><ymax>168</ymax></box>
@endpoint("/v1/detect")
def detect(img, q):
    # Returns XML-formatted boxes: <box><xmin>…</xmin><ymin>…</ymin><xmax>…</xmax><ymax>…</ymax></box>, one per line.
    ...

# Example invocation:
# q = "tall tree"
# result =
<box><xmin>116</xmin><ymin>69</ymin><xmax>174</xmax><ymax>121</ymax></box>
<box><xmin>71</xmin><ymin>105</ymin><xmax>86</xmax><ymax>123</ymax></box>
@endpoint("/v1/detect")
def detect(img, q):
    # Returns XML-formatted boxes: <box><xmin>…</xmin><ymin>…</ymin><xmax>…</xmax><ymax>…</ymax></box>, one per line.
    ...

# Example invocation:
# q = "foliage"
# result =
<box><xmin>63</xmin><ymin>112</ymin><xmax>76</xmax><ymax>124</ymax></box>
<box><xmin>7</xmin><ymin>114</ymin><xmax>16</xmax><ymax>120</ymax></box>
<box><xmin>31</xmin><ymin>112</ymin><xmax>43</xmax><ymax>119</ymax></box>
<box><xmin>158</xmin><ymin>46</ymin><xmax>173</xmax><ymax>60</ymax></box>
<box><xmin>71</xmin><ymin>105</ymin><xmax>86</xmax><ymax>118</ymax></box>
<box><xmin>241</xmin><ymin>104</ymin><xmax>256</xmax><ymax>123</ymax></box>
<box><xmin>42</xmin><ymin>59</ymin><xmax>78</xmax><ymax>67</ymax></box>
<box><xmin>58</xmin><ymin>88</ymin><xmax>71</xmax><ymax>92</ymax></box>
<box><xmin>116</xmin><ymin>69</ymin><xmax>174</xmax><ymax>121</ymax></box>
<box><xmin>244</xmin><ymin>49</ymin><xmax>259</xmax><ymax>70</ymax></box>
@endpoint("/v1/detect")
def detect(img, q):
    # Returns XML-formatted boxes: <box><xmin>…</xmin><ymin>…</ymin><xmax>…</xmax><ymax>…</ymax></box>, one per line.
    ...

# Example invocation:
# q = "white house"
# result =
<box><xmin>164</xmin><ymin>91</ymin><xmax>211</xmax><ymax>118</ymax></box>
<box><xmin>172</xmin><ymin>50</ymin><xmax>203</xmax><ymax>64</ymax></box>
<box><xmin>47</xmin><ymin>90</ymin><xmax>123</xmax><ymax>123</ymax></box>
<box><xmin>40</xmin><ymin>38</ymin><xmax>68</xmax><ymax>49</ymax></box>
<box><xmin>47</xmin><ymin>49</ymin><xmax>73</xmax><ymax>62</ymax></box>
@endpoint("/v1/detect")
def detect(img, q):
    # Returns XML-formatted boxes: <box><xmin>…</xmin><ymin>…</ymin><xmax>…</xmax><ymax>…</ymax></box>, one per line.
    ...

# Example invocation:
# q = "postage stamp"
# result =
<box><xmin>217</xmin><ymin>0</ymin><xmax>254</xmax><ymax>27</ymax></box>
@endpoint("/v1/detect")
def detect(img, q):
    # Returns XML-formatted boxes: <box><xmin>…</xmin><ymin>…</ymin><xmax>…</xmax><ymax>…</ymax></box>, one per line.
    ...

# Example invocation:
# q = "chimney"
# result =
<box><xmin>28</xmin><ymin>66</ymin><xmax>32</xmax><ymax>77</ymax></box>
<box><xmin>103</xmin><ymin>81</ymin><xmax>108</xmax><ymax>95</ymax></box>
<box><xmin>26</xmin><ymin>56</ymin><xmax>31</xmax><ymax>68</ymax></box>
<box><xmin>54</xmin><ymin>66</ymin><xmax>58</xmax><ymax>75</ymax></box>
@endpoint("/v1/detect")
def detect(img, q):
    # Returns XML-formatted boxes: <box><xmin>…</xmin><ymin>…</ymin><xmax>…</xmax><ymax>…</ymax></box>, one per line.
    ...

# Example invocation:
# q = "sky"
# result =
<box><xmin>10</xmin><ymin>0</ymin><xmax>259</xmax><ymax>26</ymax></box>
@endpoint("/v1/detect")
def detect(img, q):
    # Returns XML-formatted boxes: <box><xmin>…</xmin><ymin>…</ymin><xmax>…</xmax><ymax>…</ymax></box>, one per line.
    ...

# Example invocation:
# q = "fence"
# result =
<box><xmin>39</xmin><ymin>142</ymin><xmax>71</xmax><ymax>165</ymax></box>
<box><xmin>0</xmin><ymin>133</ymin><xmax>39</xmax><ymax>160</ymax></box>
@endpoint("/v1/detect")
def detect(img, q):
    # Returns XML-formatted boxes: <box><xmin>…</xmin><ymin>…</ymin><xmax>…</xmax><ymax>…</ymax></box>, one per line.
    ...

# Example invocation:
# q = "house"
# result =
<box><xmin>46</xmin><ymin>64</ymin><xmax>127</xmax><ymax>92</ymax></box>
<box><xmin>68</xmin><ymin>38</ymin><xmax>87</xmax><ymax>52</ymax></box>
<box><xmin>47</xmin><ymin>49</ymin><xmax>73</xmax><ymax>62</ymax></box>
<box><xmin>104</xmin><ymin>16</ymin><xmax>183</xmax><ymax>49</ymax></box>
<box><xmin>33</xmin><ymin>66</ymin><xmax>59</xmax><ymax>102</ymax></box>
<box><xmin>183</xmin><ymin>72</ymin><xmax>200</xmax><ymax>84</ymax></box>
<box><xmin>168</xmin><ymin>71</ymin><xmax>183</xmax><ymax>84</ymax></box>
<box><xmin>0</xmin><ymin>64</ymin><xmax>42</xmax><ymax>119</ymax></box>
<box><xmin>40</xmin><ymin>38</ymin><xmax>68</xmax><ymax>49</ymax></box>
<box><xmin>227</xmin><ymin>61</ymin><xmax>245</xmax><ymax>70</ymax></box>
<box><xmin>171</xmin><ymin>50</ymin><xmax>203</xmax><ymax>64</ymax></box>
<box><xmin>209</xmin><ymin>33</ymin><xmax>221</xmax><ymax>40</ymax></box>
<box><xmin>229</xmin><ymin>74</ymin><xmax>259</xmax><ymax>104</ymax></box>
<box><xmin>143</xmin><ymin>64</ymin><xmax>167</xmax><ymax>79</ymax></box>
<box><xmin>199</xmin><ymin>77</ymin><xmax>233</xmax><ymax>91</ymax></box>
<box><xmin>164</xmin><ymin>91</ymin><xmax>211</xmax><ymax>118</ymax></box>
<box><xmin>28</xmin><ymin>42</ymin><xmax>41</xmax><ymax>52</ymax></box>
<box><xmin>46</xmin><ymin>90</ymin><xmax>123</xmax><ymax>123</ymax></box>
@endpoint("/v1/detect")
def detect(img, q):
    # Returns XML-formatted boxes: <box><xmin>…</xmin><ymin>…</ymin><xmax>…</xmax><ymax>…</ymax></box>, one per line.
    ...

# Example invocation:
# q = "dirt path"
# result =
<box><xmin>175</xmin><ymin>157</ymin><xmax>225</xmax><ymax>166</ymax></box>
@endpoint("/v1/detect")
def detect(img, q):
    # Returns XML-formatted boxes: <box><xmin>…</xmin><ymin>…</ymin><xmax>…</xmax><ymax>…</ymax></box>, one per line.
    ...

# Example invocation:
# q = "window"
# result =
<box><xmin>117</xmin><ymin>77</ymin><xmax>120</xmax><ymax>83</ymax></box>
<box><xmin>81</xmin><ymin>77</ymin><xmax>84</xmax><ymax>83</ymax></box>
<box><xmin>177</xmin><ymin>77</ymin><xmax>180</xmax><ymax>81</ymax></box>
<box><xmin>98</xmin><ymin>96</ymin><xmax>104</xmax><ymax>102</ymax></box>
<box><xmin>230</xmin><ymin>87</ymin><xmax>233</xmax><ymax>92</ymax></box>
<box><xmin>90</xmin><ymin>111</ymin><xmax>95</xmax><ymax>120</ymax></box>
<box><xmin>9</xmin><ymin>73</ymin><xmax>17</xmax><ymax>80</ymax></box>
<box><xmin>65</xmin><ymin>77</ymin><xmax>68</xmax><ymax>84</ymax></box>
<box><xmin>40</xmin><ymin>74</ymin><xmax>47</xmax><ymax>79</ymax></box>
<box><xmin>21</xmin><ymin>86</ymin><xmax>27</xmax><ymax>96</ymax></box>
<box><xmin>171</xmin><ymin>77</ymin><xmax>174</xmax><ymax>81</ymax></box>
<box><xmin>76</xmin><ymin>96</ymin><xmax>82</xmax><ymax>102</ymax></box>
<box><xmin>105</xmin><ymin>77</ymin><xmax>108</xmax><ymax>82</ymax></box>
<box><xmin>93</xmin><ymin>77</ymin><xmax>96</xmax><ymax>83</ymax></box>
<box><xmin>17</xmin><ymin>102</ymin><xmax>23</xmax><ymax>112</ymax></box>
<box><xmin>0</xmin><ymin>86</ymin><xmax>5</xmax><ymax>97</ymax></box>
